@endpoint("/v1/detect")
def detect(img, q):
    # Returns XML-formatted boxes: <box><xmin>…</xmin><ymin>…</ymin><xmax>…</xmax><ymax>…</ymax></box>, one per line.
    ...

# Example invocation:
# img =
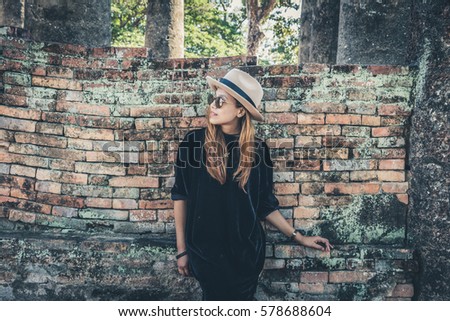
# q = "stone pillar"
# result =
<box><xmin>0</xmin><ymin>0</ymin><xmax>25</xmax><ymax>28</ymax></box>
<box><xmin>299</xmin><ymin>0</ymin><xmax>340</xmax><ymax>64</ymax></box>
<box><xmin>145</xmin><ymin>0</ymin><xmax>184</xmax><ymax>58</ymax></box>
<box><xmin>408</xmin><ymin>0</ymin><xmax>450</xmax><ymax>300</ymax></box>
<box><xmin>24</xmin><ymin>0</ymin><xmax>111</xmax><ymax>47</ymax></box>
<box><xmin>337</xmin><ymin>0</ymin><xmax>412</xmax><ymax>65</ymax></box>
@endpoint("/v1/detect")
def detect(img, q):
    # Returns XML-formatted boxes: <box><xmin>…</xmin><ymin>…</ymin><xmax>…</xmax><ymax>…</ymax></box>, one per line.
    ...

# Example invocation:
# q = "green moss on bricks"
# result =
<box><xmin>116</xmin><ymin>243</ymin><xmax>176</xmax><ymax>261</ymax></box>
<box><xmin>312</xmin><ymin>194</ymin><xmax>406</xmax><ymax>245</ymax></box>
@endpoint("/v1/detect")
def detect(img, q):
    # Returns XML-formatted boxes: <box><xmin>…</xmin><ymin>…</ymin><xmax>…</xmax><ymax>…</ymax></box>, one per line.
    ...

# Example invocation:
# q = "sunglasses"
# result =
<box><xmin>209</xmin><ymin>96</ymin><xmax>227</xmax><ymax>109</ymax></box>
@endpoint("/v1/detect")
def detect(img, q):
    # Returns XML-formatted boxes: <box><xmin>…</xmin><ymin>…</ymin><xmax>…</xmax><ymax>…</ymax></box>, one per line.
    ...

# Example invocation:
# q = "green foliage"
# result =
<box><xmin>259</xmin><ymin>2</ymin><xmax>300</xmax><ymax>65</ymax></box>
<box><xmin>110</xmin><ymin>0</ymin><xmax>300</xmax><ymax>64</ymax></box>
<box><xmin>111</xmin><ymin>0</ymin><xmax>147</xmax><ymax>47</ymax></box>
<box><xmin>185</xmin><ymin>0</ymin><xmax>246</xmax><ymax>57</ymax></box>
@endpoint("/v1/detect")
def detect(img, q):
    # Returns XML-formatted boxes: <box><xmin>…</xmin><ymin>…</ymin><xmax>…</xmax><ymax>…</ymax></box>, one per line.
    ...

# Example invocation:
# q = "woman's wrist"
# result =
<box><xmin>290</xmin><ymin>230</ymin><xmax>305</xmax><ymax>245</ymax></box>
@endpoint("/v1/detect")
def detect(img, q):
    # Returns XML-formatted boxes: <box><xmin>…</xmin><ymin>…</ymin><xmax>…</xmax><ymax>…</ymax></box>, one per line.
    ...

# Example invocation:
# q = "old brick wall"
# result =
<box><xmin>0</xmin><ymin>26</ymin><xmax>417</xmax><ymax>300</ymax></box>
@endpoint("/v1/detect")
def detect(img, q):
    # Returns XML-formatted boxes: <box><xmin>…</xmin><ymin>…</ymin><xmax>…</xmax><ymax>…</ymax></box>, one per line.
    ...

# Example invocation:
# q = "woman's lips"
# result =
<box><xmin>211</xmin><ymin>112</ymin><xmax>218</xmax><ymax>116</ymax></box>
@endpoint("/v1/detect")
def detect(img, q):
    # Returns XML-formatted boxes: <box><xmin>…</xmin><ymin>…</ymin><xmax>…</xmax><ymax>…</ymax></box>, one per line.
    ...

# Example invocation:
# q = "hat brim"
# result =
<box><xmin>206</xmin><ymin>76</ymin><xmax>265</xmax><ymax>122</ymax></box>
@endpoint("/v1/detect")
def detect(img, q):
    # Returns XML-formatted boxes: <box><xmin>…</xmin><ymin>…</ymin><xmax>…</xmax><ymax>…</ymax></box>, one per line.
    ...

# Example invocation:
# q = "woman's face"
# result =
<box><xmin>208</xmin><ymin>88</ymin><xmax>244</xmax><ymax>125</ymax></box>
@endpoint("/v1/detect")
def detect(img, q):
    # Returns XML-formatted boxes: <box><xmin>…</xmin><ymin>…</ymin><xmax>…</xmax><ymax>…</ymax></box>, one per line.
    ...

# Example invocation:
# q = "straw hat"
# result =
<box><xmin>206</xmin><ymin>68</ymin><xmax>265</xmax><ymax>122</ymax></box>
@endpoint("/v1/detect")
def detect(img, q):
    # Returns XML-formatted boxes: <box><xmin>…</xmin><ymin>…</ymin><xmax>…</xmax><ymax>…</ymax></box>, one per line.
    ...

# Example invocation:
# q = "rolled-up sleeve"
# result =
<box><xmin>257</xmin><ymin>141</ymin><xmax>280</xmax><ymax>221</ymax></box>
<box><xmin>170</xmin><ymin>131</ymin><xmax>191</xmax><ymax>201</ymax></box>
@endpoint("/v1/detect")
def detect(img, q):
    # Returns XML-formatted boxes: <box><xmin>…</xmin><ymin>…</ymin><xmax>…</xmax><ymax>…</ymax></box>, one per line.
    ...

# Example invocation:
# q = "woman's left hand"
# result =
<box><xmin>295</xmin><ymin>234</ymin><xmax>333</xmax><ymax>252</ymax></box>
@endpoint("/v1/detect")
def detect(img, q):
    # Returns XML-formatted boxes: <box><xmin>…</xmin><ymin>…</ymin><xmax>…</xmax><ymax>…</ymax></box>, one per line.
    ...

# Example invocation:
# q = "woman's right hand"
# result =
<box><xmin>177</xmin><ymin>254</ymin><xmax>191</xmax><ymax>277</ymax></box>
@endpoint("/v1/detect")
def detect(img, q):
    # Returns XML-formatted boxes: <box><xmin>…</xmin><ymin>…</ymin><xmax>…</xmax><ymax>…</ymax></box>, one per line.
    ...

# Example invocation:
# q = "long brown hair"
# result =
<box><xmin>204</xmin><ymin>100</ymin><xmax>258</xmax><ymax>194</ymax></box>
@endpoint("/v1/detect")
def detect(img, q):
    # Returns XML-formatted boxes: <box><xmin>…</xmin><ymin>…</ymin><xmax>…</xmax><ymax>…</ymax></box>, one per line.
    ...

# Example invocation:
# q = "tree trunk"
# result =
<box><xmin>145</xmin><ymin>0</ymin><xmax>184</xmax><ymax>58</ymax></box>
<box><xmin>246</xmin><ymin>0</ymin><xmax>277</xmax><ymax>57</ymax></box>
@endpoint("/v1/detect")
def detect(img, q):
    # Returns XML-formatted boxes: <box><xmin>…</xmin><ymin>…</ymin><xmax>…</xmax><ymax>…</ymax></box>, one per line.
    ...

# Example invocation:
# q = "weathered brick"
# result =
<box><xmin>129</xmin><ymin>209</ymin><xmax>157</xmax><ymax>222</ymax></box>
<box><xmin>325</xmin><ymin>183</ymin><xmax>380</xmax><ymax>195</ymax></box>
<box><xmin>78</xmin><ymin>208</ymin><xmax>128</xmax><ymax>220</ymax></box>
<box><xmin>293</xmin><ymin>206</ymin><xmax>320</xmax><ymax>219</ymax></box>
<box><xmin>390</xmin><ymin>283</ymin><xmax>414</xmax><ymax>297</ymax></box>
<box><xmin>75</xmin><ymin>162</ymin><xmax>126</xmax><ymax>176</ymax></box>
<box><xmin>297</xmin><ymin>113</ymin><xmax>325</xmax><ymax>124</ymax></box>
<box><xmin>372</xmin><ymin>126</ymin><xmax>404</xmax><ymax>137</ymax></box>
<box><xmin>300</xmin><ymin>102</ymin><xmax>346</xmax><ymax>113</ymax></box>
<box><xmin>326</xmin><ymin>114</ymin><xmax>361</xmax><ymax>125</ymax></box>
<box><xmin>112</xmin><ymin>199</ymin><xmax>138</xmax><ymax>209</ymax></box>
<box><xmin>362</xmin><ymin>115</ymin><xmax>381</xmax><ymax>126</ymax></box>
<box><xmin>10</xmin><ymin>165</ymin><xmax>36</xmax><ymax>178</ymax></box>
<box><xmin>8</xmin><ymin>209</ymin><xmax>36</xmax><ymax>224</ymax></box>
<box><xmin>51</xmin><ymin>206</ymin><xmax>78</xmax><ymax>218</ymax></box>
<box><xmin>265</xmin><ymin>101</ymin><xmax>291</xmax><ymax>112</ymax></box>
<box><xmin>329</xmin><ymin>271</ymin><xmax>376</xmax><ymax>283</ymax></box>
<box><xmin>35</xmin><ymin>181</ymin><xmax>62</xmax><ymax>194</ymax></box>
<box><xmin>56</xmin><ymin>101</ymin><xmax>110</xmax><ymax>116</ymax></box>
<box><xmin>274</xmin><ymin>183</ymin><xmax>299</xmax><ymax>195</ymax></box>
<box><xmin>64</xmin><ymin>126</ymin><xmax>114</xmax><ymax>140</ymax></box>
<box><xmin>381</xmin><ymin>182</ymin><xmax>409</xmax><ymax>193</ymax></box>
<box><xmin>378</xmin><ymin>104</ymin><xmax>411</xmax><ymax>116</ymax></box>
<box><xmin>0</xmin><ymin>105</ymin><xmax>41</xmax><ymax>120</ymax></box>
<box><xmin>379</xmin><ymin>159</ymin><xmax>405</xmax><ymax>170</ymax></box>
<box><xmin>14</xmin><ymin>132</ymin><xmax>67</xmax><ymax>148</ymax></box>
<box><xmin>300</xmin><ymin>271</ymin><xmax>329</xmax><ymax>283</ymax></box>
<box><xmin>0</xmin><ymin>116</ymin><xmax>36</xmax><ymax>132</ymax></box>
<box><xmin>109</xmin><ymin>176</ymin><xmax>158</xmax><ymax>188</ymax></box>
<box><xmin>301</xmin><ymin>182</ymin><xmax>324</xmax><ymax>195</ymax></box>
<box><xmin>135</xmin><ymin>118</ymin><xmax>163</xmax><ymax>130</ymax></box>
<box><xmin>32</xmin><ymin>76</ymin><xmax>82</xmax><ymax>90</ymax></box>
<box><xmin>264</xmin><ymin>113</ymin><xmax>297</xmax><ymax>124</ymax></box>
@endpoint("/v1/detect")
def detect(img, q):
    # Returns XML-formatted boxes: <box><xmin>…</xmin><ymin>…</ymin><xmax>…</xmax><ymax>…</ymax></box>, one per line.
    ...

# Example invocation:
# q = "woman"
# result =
<box><xmin>171</xmin><ymin>68</ymin><xmax>333</xmax><ymax>301</ymax></box>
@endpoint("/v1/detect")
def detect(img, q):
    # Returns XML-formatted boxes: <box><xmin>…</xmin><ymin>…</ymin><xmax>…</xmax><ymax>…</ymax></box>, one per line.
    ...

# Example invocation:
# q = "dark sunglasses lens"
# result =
<box><xmin>215</xmin><ymin>97</ymin><xmax>221</xmax><ymax>109</ymax></box>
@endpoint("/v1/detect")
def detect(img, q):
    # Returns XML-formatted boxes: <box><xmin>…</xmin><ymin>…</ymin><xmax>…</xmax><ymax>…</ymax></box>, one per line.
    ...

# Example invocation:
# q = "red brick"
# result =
<box><xmin>301</xmin><ymin>182</ymin><xmax>324</xmax><ymax>195</ymax></box>
<box><xmin>14</xmin><ymin>132</ymin><xmax>67</xmax><ymax>148</ymax></box>
<box><xmin>109</xmin><ymin>176</ymin><xmax>158</xmax><ymax>188</ymax></box>
<box><xmin>264</xmin><ymin>113</ymin><xmax>297</xmax><ymax>124</ymax></box>
<box><xmin>378</xmin><ymin>104</ymin><xmax>411</xmax><ymax>116</ymax></box>
<box><xmin>293</xmin><ymin>206</ymin><xmax>320</xmax><ymax>219</ymax></box>
<box><xmin>301</xmin><ymin>102</ymin><xmax>346</xmax><ymax>113</ymax></box>
<box><xmin>157</xmin><ymin>209</ymin><xmax>174</xmax><ymax>222</ymax></box>
<box><xmin>325</xmin><ymin>183</ymin><xmax>380</xmax><ymax>194</ymax></box>
<box><xmin>377</xmin><ymin>170</ymin><xmax>405</xmax><ymax>181</ymax></box>
<box><xmin>129</xmin><ymin>210</ymin><xmax>157</xmax><ymax>222</ymax></box>
<box><xmin>32</xmin><ymin>76</ymin><xmax>82</xmax><ymax>90</ymax></box>
<box><xmin>372</xmin><ymin>126</ymin><xmax>404</xmax><ymax>137</ymax></box>
<box><xmin>396</xmin><ymin>194</ymin><xmax>408</xmax><ymax>204</ymax></box>
<box><xmin>274</xmin><ymin>183</ymin><xmax>300</xmax><ymax>195</ymax></box>
<box><xmin>362</xmin><ymin>115</ymin><xmax>381</xmax><ymax>126</ymax></box>
<box><xmin>46</xmin><ymin>66</ymin><xmax>74</xmax><ymax>78</ymax></box>
<box><xmin>379</xmin><ymin>159</ymin><xmax>405</xmax><ymax>170</ymax></box>
<box><xmin>8</xmin><ymin>209</ymin><xmax>36</xmax><ymax>224</ymax></box>
<box><xmin>381</xmin><ymin>182</ymin><xmax>409</xmax><ymax>193</ymax></box>
<box><xmin>300</xmin><ymin>271</ymin><xmax>329</xmax><ymax>283</ymax></box>
<box><xmin>10</xmin><ymin>165</ymin><xmax>36</xmax><ymax>177</ymax></box>
<box><xmin>139</xmin><ymin>199</ymin><xmax>173</xmax><ymax>209</ymax></box>
<box><xmin>390</xmin><ymin>284</ymin><xmax>414</xmax><ymax>297</ymax></box>
<box><xmin>298</xmin><ymin>283</ymin><xmax>324</xmax><ymax>294</ymax></box>
<box><xmin>2</xmin><ymin>94</ymin><xmax>27</xmax><ymax>107</ymax></box>
<box><xmin>84</xmin><ymin>198</ymin><xmax>112</xmax><ymax>208</ymax></box>
<box><xmin>277</xmin><ymin>194</ymin><xmax>298</xmax><ymax>207</ymax></box>
<box><xmin>265</xmin><ymin>101</ymin><xmax>291</xmax><ymax>112</ymax></box>
<box><xmin>35</xmin><ymin>181</ymin><xmax>62</xmax><ymax>194</ymax></box>
<box><xmin>0</xmin><ymin>116</ymin><xmax>36</xmax><ymax>132</ymax></box>
<box><xmin>64</xmin><ymin>126</ymin><xmax>114</xmax><ymax>140</ymax></box>
<box><xmin>329</xmin><ymin>271</ymin><xmax>376</xmax><ymax>283</ymax></box>
<box><xmin>326</xmin><ymin>114</ymin><xmax>361</xmax><ymax>125</ymax></box>
<box><xmin>298</xmin><ymin>113</ymin><xmax>325</xmax><ymax>124</ymax></box>
<box><xmin>112</xmin><ymin>199</ymin><xmax>138</xmax><ymax>209</ymax></box>
<box><xmin>56</xmin><ymin>101</ymin><xmax>110</xmax><ymax>116</ymax></box>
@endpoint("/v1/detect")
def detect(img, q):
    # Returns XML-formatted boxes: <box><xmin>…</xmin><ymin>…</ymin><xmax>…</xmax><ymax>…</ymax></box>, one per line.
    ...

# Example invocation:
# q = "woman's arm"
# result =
<box><xmin>265</xmin><ymin>209</ymin><xmax>333</xmax><ymax>252</ymax></box>
<box><xmin>174</xmin><ymin>199</ymin><xmax>188</xmax><ymax>252</ymax></box>
<box><xmin>173</xmin><ymin>199</ymin><xmax>190</xmax><ymax>276</ymax></box>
